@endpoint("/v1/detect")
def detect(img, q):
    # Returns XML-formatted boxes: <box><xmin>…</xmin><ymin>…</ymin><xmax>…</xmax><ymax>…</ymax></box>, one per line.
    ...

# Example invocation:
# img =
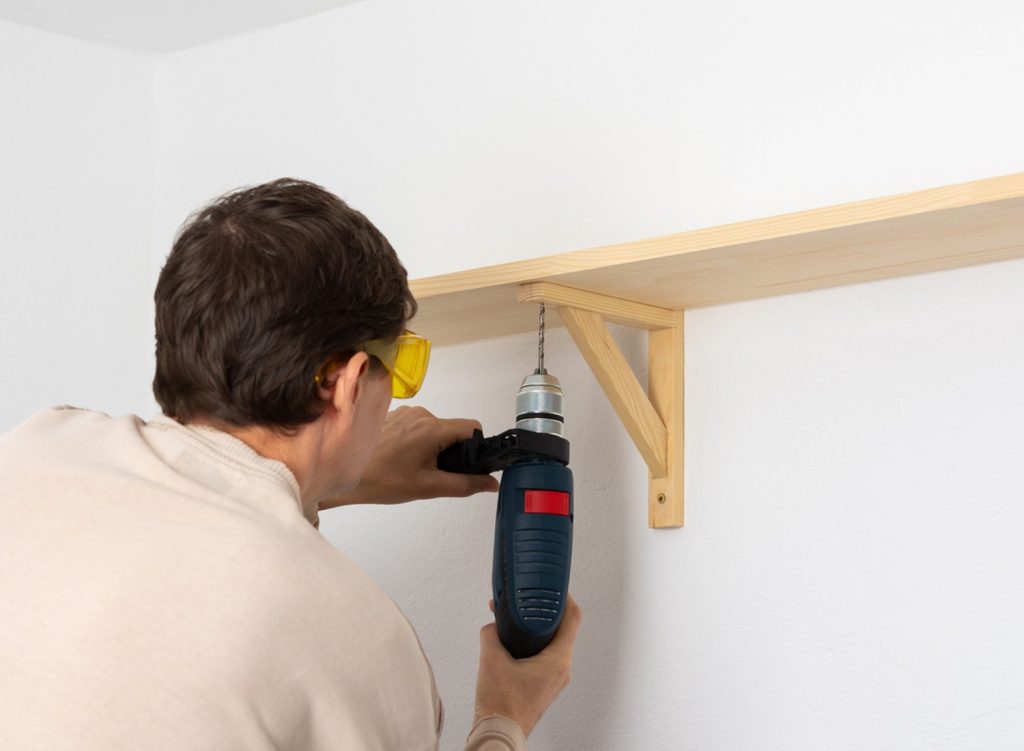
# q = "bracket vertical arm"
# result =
<box><xmin>518</xmin><ymin>282</ymin><xmax>684</xmax><ymax>528</ymax></box>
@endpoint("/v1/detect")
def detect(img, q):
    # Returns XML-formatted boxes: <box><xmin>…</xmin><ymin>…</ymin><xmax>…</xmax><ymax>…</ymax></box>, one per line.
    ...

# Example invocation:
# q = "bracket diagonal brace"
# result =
<box><xmin>518</xmin><ymin>282</ymin><xmax>684</xmax><ymax>528</ymax></box>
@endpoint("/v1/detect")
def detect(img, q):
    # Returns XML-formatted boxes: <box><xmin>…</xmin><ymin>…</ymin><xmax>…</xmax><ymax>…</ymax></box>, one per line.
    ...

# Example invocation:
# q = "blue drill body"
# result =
<box><xmin>493</xmin><ymin>459</ymin><xmax>574</xmax><ymax>658</ymax></box>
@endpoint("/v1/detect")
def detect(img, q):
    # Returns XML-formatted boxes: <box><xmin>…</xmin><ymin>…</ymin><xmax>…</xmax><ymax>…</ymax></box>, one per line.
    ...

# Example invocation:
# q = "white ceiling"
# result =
<box><xmin>0</xmin><ymin>0</ymin><xmax>366</xmax><ymax>53</ymax></box>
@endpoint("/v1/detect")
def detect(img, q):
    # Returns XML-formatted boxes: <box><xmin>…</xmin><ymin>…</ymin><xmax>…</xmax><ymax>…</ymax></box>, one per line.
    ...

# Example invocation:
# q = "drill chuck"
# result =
<box><xmin>515</xmin><ymin>373</ymin><xmax>564</xmax><ymax>437</ymax></box>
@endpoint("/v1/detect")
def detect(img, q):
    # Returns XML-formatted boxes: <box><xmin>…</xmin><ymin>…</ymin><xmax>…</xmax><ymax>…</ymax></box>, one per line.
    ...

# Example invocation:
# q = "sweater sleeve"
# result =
<box><xmin>464</xmin><ymin>715</ymin><xmax>528</xmax><ymax>751</ymax></box>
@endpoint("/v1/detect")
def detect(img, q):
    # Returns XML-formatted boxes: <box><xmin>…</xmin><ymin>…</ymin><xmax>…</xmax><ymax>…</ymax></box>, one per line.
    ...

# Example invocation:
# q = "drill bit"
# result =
<box><xmin>536</xmin><ymin>303</ymin><xmax>547</xmax><ymax>375</ymax></box>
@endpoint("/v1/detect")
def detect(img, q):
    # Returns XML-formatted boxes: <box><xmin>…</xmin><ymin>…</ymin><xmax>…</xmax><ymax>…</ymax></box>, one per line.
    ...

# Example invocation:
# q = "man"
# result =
<box><xmin>0</xmin><ymin>179</ymin><xmax>581</xmax><ymax>750</ymax></box>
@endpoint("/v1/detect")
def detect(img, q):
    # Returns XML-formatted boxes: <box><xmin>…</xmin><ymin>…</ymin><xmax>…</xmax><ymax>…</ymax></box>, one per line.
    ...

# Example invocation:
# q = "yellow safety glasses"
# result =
<box><xmin>315</xmin><ymin>330</ymin><xmax>431</xmax><ymax>399</ymax></box>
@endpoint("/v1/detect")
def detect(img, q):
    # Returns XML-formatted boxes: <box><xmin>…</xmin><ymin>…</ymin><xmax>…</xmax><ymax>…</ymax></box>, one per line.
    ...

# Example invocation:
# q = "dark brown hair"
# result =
<box><xmin>153</xmin><ymin>178</ymin><xmax>416</xmax><ymax>429</ymax></box>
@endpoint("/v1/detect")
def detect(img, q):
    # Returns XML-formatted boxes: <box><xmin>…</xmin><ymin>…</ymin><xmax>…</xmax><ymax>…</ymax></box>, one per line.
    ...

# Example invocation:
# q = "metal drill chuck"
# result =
<box><xmin>515</xmin><ymin>372</ymin><xmax>564</xmax><ymax>437</ymax></box>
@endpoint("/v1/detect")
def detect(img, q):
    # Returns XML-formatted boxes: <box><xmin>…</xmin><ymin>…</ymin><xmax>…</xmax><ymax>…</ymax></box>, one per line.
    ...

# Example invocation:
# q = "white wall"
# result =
<box><xmin>151</xmin><ymin>0</ymin><xmax>1024</xmax><ymax>280</ymax></box>
<box><xmin>6</xmin><ymin>0</ymin><xmax>1024</xmax><ymax>747</ymax></box>
<box><xmin>0</xmin><ymin>21</ymin><xmax>155</xmax><ymax>428</ymax></box>
<box><xmin>150</xmin><ymin>1</ymin><xmax>1024</xmax><ymax>748</ymax></box>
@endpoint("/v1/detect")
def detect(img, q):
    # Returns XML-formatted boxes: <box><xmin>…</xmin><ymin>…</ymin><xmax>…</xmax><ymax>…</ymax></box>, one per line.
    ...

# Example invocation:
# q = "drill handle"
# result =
<box><xmin>493</xmin><ymin>461</ymin><xmax>574</xmax><ymax>659</ymax></box>
<box><xmin>436</xmin><ymin>429</ymin><xmax>487</xmax><ymax>474</ymax></box>
<box><xmin>494</xmin><ymin>538</ymin><xmax>560</xmax><ymax>658</ymax></box>
<box><xmin>437</xmin><ymin>429</ymin><xmax>570</xmax><ymax>475</ymax></box>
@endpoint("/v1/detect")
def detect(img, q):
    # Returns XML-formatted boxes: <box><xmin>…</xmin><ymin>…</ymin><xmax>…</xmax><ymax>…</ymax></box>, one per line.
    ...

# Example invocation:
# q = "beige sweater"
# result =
<box><xmin>0</xmin><ymin>407</ymin><xmax>526</xmax><ymax>751</ymax></box>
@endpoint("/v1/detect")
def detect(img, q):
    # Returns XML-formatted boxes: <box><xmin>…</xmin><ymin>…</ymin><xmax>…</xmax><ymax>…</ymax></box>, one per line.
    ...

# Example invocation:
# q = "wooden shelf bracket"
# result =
<box><xmin>412</xmin><ymin>171</ymin><xmax>1024</xmax><ymax>530</ymax></box>
<box><xmin>517</xmin><ymin>282</ymin><xmax>684</xmax><ymax>528</ymax></box>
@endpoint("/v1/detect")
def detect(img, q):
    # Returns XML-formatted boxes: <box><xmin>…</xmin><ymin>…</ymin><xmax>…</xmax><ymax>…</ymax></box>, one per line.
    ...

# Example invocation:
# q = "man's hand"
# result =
<box><xmin>322</xmin><ymin>406</ymin><xmax>499</xmax><ymax>509</ymax></box>
<box><xmin>473</xmin><ymin>595</ymin><xmax>583</xmax><ymax>737</ymax></box>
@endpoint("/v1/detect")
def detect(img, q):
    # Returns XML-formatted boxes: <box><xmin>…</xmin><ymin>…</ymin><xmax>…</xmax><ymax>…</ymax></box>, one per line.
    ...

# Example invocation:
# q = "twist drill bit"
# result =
<box><xmin>536</xmin><ymin>303</ymin><xmax>547</xmax><ymax>375</ymax></box>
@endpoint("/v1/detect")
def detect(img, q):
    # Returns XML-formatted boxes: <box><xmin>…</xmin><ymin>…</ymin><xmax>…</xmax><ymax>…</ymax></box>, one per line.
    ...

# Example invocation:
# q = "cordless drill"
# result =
<box><xmin>437</xmin><ymin>306</ymin><xmax>573</xmax><ymax>658</ymax></box>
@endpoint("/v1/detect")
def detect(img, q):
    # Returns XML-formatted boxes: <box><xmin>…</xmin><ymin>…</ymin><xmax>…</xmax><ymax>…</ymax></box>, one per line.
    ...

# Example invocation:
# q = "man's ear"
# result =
<box><xmin>317</xmin><ymin>353</ymin><xmax>371</xmax><ymax>419</ymax></box>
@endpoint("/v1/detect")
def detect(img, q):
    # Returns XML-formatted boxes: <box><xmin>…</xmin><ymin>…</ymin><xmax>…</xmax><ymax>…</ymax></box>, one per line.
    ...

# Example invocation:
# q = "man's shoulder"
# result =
<box><xmin>1</xmin><ymin>405</ymin><xmax>142</xmax><ymax>452</ymax></box>
<box><xmin>3</xmin><ymin>405</ymin><xmax>96</xmax><ymax>434</ymax></box>
<box><xmin>253</xmin><ymin>528</ymin><xmax>411</xmax><ymax>641</ymax></box>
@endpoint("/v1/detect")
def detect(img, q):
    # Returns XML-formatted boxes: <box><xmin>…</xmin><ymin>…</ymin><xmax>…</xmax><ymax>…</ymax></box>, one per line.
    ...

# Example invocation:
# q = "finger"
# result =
<box><xmin>488</xmin><ymin>599</ymin><xmax>495</xmax><ymax>613</ymax></box>
<box><xmin>562</xmin><ymin>595</ymin><xmax>583</xmax><ymax>632</ymax></box>
<box><xmin>436</xmin><ymin>417</ymin><xmax>484</xmax><ymax>448</ymax></box>
<box><xmin>386</xmin><ymin>405</ymin><xmax>417</xmax><ymax>422</ymax></box>
<box><xmin>431</xmin><ymin>471</ymin><xmax>499</xmax><ymax>498</ymax></box>
<box><xmin>473</xmin><ymin>475</ymin><xmax>500</xmax><ymax>494</ymax></box>
<box><xmin>545</xmin><ymin>595</ymin><xmax>583</xmax><ymax>654</ymax></box>
<box><xmin>479</xmin><ymin>622</ymin><xmax>518</xmax><ymax>664</ymax></box>
<box><xmin>479</xmin><ymin>622</ymin><xmax>504</xmax><ymax>654</ymax></box>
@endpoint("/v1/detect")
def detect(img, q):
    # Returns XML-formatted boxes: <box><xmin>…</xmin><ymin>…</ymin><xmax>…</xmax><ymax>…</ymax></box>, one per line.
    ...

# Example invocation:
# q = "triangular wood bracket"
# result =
<box><xmin>517</xmin><ymin>282</ymin><xmax>684</xmax><ymax>528</ymax></box>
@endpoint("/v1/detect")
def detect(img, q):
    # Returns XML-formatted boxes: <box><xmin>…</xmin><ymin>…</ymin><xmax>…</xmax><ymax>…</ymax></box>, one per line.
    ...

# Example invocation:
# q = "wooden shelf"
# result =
<box><xmin>411</xmin><ymin>171</ymin><xmax>1024</xmax><ymax>346</ymax></box>
<box><xmin>410</xmin><ymin>171</ymin><xmax>1024</xmax><ymax>529</ymax></box>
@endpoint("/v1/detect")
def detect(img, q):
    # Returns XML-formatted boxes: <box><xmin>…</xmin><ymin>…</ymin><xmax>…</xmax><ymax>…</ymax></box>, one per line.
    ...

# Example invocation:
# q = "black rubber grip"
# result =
<box><xmin>437</xmin><ymin>429</ymin><xmax>569</xmax><ymax>475</ymax></box>
<box><xmin>436</xmin><ymin>430</ymin><xmax>484</xmax><ymax>474</ymax></box>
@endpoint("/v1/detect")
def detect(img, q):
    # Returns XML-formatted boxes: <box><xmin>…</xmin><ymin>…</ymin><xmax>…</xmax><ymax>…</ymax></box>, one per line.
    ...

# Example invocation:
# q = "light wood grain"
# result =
<box><xmin>410</xmin><ymin>171</ymin><xmax>1024</xmax><ymax>345</ymax></box>
<box><xmin>412</xmin><ymin>172</ymin><xmax>1024</xmax><ymax>529</ymax></box>
<box><xmin>648</xmin><ymin>312</ymin><xmax>684</xmax><ymax>528</ymax></box>
<box><xmin>557</xmin><ymin>307</ymin><xmax>668</xmax><ymax>477</ymax></box>
<box><xmin>517</xmin><ymin>282</ymin><xmax>677</xmax><ymax>329</ymax></box>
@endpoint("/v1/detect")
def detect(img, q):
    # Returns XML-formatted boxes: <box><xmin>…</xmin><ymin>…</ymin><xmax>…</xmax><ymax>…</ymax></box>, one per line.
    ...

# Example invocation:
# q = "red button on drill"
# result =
<box><xmin>524</xmin><ymin>490</ymin><xmax>570</xmax><ymax>516</ymax></box>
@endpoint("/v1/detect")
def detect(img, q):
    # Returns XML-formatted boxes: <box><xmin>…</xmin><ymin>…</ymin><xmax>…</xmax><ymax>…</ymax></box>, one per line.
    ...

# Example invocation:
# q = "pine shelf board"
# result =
<box><xmin>410</xmin><ymin>171</ymin><xmax>1024</xmax><ymax>345</ymax></box>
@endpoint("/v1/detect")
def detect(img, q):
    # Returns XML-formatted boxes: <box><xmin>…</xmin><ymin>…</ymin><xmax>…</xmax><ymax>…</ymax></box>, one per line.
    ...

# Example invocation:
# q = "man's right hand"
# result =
<box><xmin>472</xmin><ymin>595</ymin><xmax>583</xmax><ymax>737</ymax></box>
<box><xmin>321</xmin><ymin>407</ymin><xmax>498</xmax><ymax>509</ymax></box>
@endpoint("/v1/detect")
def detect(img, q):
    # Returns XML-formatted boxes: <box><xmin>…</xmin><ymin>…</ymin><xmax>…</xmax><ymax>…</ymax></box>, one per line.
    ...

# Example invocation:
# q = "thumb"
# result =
<box><xmin>479</xmin><ymin>622</ymin><xmax>510</xmax><ymax>663</ymax></box>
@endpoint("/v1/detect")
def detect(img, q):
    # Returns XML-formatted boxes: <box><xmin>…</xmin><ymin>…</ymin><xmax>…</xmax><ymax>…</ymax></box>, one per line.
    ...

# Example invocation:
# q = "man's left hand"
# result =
<box><xmin>321</xmin><ymin>406</ymin><xmax>499</xmax><ymax>509</ymax></box>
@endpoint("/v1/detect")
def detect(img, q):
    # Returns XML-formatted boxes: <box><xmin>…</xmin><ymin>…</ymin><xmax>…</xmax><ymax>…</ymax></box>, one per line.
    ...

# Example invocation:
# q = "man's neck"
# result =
<box><xmin>187</xmin><ymin>417</ymin><xmax>323</xmax><ymax>515</ymax></box>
